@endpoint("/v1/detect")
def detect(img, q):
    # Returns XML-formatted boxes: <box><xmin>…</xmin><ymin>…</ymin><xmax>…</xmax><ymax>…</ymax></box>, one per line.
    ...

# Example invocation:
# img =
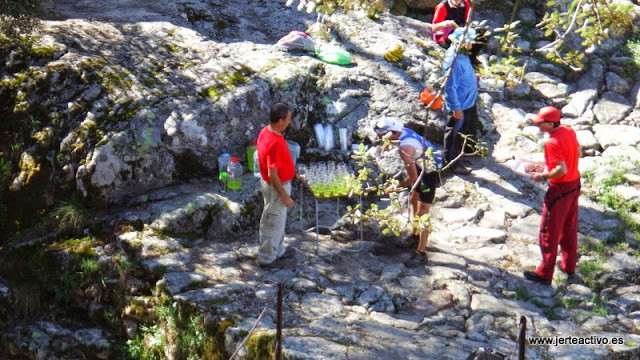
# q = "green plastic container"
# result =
<box><xmin>227</xmin><ymin>178</ymin><xmax>242</xmax><ymax>190</ymax></box>
<box><xmin>246</xmin><ymin>141</ymin><xmax>257</xmax><ymax>172</ymax></box>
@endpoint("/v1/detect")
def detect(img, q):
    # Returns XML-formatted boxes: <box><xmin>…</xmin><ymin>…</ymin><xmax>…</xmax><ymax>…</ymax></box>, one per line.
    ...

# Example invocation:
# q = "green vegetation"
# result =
<box><xmin>49</xmin><ymin>199</ymin><xmax>93</xmax><ymax>236</ymax></box>
<box><xmin>514</xmin><ymin>287</ymin><xmax>530</xmax><ymax>301</ymax></box>
<box><xmin>125</xmin><ymin>301</ymin><xmax>223</xmax><ymax>360</ymax></box>
<box><xmin>341</xmin><ymin>136</ymin><xmax>484</xmax><ymax>239</ymax></box>
<box><xmin>582</xmin><ymin>156</ymin><xmax>640</xmax><ymax>242</ymax></box>
<box><xmin>478</xmin><ymin>56</ymin><xmax>523</xmax><ymax>87</ymax></box>
<box><xmin>555</xmin><ymin>297</ymin><xmax>580</xmax><ymax>309</ymax></box>
<box><xmin>245</xmin><ymin>330</ymin><xmax>279</xmax><ymax>360</ymax></box>
<box><xmin>309</xmin><ymin>0</ymin><xmax>385</xmax><ymax>19</ymax></box>
<box><xmin>577</xmin><ymin>260</ymin><xmax>605</xmax><ymax>291</ymax></box>
<box><xmin>587</xmin><ymin>295</ymin><xmax>609</xmax><ymax>317</ymax></box>
<box><xmin>0</xmin><ymin>0</ymin><xmax>45</xmax><ymax>59</ymax></box>
<box><xmin>199</xmin><ymin>65</ymin><xmax>254</xmax><ymax>101</ymax></box>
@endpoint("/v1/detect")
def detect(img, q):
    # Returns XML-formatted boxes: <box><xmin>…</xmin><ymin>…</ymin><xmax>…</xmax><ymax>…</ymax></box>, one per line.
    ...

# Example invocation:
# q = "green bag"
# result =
<box><xmin>316</xmin><ymin>45</ymin><xmax>352</xmax><ymax>65</ymax></box>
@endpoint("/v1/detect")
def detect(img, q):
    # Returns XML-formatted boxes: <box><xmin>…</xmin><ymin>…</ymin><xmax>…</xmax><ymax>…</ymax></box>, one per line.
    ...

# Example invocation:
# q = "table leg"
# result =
<box><xmin>299</xmin><ymin>184</ymin><xmax>303</xmax><ymax>232</ymax></box>
<box><xmin>315</xmin><ymin>197</ymin><xmax>319</xmax><ymax>255</ymax></box>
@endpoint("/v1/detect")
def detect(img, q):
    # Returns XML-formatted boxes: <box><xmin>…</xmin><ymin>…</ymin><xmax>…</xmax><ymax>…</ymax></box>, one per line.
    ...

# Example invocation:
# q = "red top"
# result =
<box><xmin>544</xmin><ymin>126</ymin><xmax>580</xmax><ymax>184</ymax></box>
<box><xmin>257</xmin><ymin>126</ymin><xmax>295</xmax><ymax>183</ymax></box>
<box><xmin>432</xmin><ymin>0</ymin><xmax>471</xmax><ymax>26</ymax></box>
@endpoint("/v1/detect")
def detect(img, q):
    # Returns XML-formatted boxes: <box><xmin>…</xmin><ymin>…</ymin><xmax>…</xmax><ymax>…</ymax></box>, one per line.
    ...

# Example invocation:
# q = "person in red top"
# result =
<box><xmin>256</xmin><ymin>102</ymin><xmax>296</xmax><ymax>268</ymax></box>
<box><xmin>432</xmin><ymin>0</ymin><xmax>471</xmax><ymax>47</ymax></box>
<box><xmin>431</xmin><ymin>0</ymin><xmax>486</xmax><ymax>65</ymax></box>
<box><xmin>524</xmin><ymin>106</ymin><xmax>581</xmax><ymax>285</ymax></box>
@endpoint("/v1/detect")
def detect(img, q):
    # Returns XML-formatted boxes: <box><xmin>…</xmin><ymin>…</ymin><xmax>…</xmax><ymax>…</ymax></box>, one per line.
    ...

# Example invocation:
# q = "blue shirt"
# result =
<box><xmin>442</xmin><ymin>47</ymin><xmax>477</xmax><ymax>112</ymax></box>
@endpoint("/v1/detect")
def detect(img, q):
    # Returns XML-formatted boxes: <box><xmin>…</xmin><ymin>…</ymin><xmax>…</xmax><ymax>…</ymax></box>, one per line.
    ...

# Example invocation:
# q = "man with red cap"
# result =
<box><xmin>524</xmin><ymin>106</ymin><xmax>581</xmax><ymax>285</ymax></box>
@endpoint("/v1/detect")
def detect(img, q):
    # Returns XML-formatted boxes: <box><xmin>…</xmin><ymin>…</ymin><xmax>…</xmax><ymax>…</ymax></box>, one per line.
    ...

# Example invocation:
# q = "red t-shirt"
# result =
<box><xmin>544</xmin><ymin>125</ymin><xmax>580</xmax><ymax>184</ymax></box>
<box><xmin>432</xmin><ymin>0</ymin><xmax>471</xmax><ymax>26</ymax></box>
<box><xmin>257</xmin><ymin>126</ymin><xmax>295</xmax><ymax>183</ymax></box>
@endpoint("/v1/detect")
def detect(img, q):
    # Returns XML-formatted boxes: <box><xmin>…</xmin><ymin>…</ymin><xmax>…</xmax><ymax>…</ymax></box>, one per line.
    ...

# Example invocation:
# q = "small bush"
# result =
<box><xmin>50</xmin><ymin>200</ymin><xmax>93</xmax><ymax>235</ymax></box>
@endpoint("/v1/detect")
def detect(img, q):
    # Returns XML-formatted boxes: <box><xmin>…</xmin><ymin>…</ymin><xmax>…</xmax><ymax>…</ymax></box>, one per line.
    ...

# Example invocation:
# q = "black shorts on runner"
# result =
<box><xmin>416</xmin><ymin>166</ymin><xmax>440</xmax><ymax>204</ymax></box>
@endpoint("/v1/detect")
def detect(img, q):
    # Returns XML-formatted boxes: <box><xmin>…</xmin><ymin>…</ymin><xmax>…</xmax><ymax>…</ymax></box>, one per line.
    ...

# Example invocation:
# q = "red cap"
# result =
<box><xmin>532</xmin><ymin>106</ymin><xmax>561</xmax><ymax>124</ymax></box>
<box><xmin>231</xmin><ymin>157</ymin><xmax>239</xmax><ymax>162</ymax></box>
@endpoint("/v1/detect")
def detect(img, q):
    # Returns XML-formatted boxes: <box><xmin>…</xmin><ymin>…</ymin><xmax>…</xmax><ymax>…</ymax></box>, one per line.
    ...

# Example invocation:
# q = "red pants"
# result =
<box><xmin>536</xmin><ymin>179</ymin><xmax>581</xmax><ymax>280</ymax></box>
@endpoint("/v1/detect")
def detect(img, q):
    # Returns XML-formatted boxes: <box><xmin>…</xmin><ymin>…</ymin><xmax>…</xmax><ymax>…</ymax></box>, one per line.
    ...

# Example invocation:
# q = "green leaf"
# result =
<box><xmin>546</xmin><ymin>1</ymin><xmax>555</xmax><ymax>6</ymax></box>
<box><xmin>382</xmin><ymin>228</ymin><xmax>391</xmax><ymax>235</ymax></box>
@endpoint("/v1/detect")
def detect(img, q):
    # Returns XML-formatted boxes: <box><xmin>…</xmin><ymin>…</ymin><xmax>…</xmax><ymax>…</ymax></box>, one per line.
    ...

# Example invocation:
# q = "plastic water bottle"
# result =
<box><xmin>253</xmin><ymin>149</ymin><xmax>261</xmax><ymax>178</ymax></box>
<box><xmin>217</xmin><ymin>149</ymin><xmax>231</xmax><ymax>176</ymax></box>
<box><xmin>246</xmin><ymin>141</ymin><xmax>257</xmax><ymax>172</ymax></box>
<box><xmin>226</xmin><ymin>157</ymin><xmax>243</xmax><ymax>190</ymax></box>
<box><xmin>286</xmin><ymin>140</ymin><xmax>300</xmax><ymax>165</ymax></box>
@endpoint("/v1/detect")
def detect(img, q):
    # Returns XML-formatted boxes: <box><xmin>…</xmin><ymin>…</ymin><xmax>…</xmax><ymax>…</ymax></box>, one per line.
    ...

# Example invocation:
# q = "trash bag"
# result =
<box><xmin>466</xmin><ymin>348</ymin><xmax>508</xmax><ymax>360</ymax></box>
<box><xmin>315</xmin><ymin>44</ymin><xmax>351</xmax><ymax>65</ymax></box>
<box><xmin>276</xmin><ymin>31</ymin><xmax>315</xmax><ymax>53</ymax></box>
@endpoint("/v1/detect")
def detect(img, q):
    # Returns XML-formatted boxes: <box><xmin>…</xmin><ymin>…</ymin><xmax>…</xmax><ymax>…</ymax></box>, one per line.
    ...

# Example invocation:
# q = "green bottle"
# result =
<box><xmin>246</xmin><ymin>141</ymin><xmax>257</xmax><ymax>172</ymax></box>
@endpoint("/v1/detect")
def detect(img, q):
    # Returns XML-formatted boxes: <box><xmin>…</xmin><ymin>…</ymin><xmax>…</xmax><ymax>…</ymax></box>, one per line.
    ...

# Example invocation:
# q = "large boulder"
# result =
<box><xmin>593</xmin><ymin>91</ymin><xmax>633</xmax><ymax>124</ymax></box>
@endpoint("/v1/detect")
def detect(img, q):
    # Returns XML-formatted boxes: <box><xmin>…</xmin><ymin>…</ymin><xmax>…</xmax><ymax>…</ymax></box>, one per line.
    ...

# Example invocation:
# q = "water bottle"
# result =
<box><xmin>253</xmin><ymin>149</ymin><xmax>261</xmax><ymax>178</ymax></box>
<box><xmin>286</xmin><ymin>140</ymin><xmax>300</xmax><ymax>166</ymax></box>
<box><xmin>246</xmin><ymin>141</ymin><xmax>257</xmax><ymax>172</ymax></box>
<box><xmin>226</xmin><ymin>157</ymin><xmax>243</xmax><ymax>190</ymax></box>
<box><xmin>217</xmin><ymin>149</ymin><xmax>231</xmax><ymax>176</ymax></box>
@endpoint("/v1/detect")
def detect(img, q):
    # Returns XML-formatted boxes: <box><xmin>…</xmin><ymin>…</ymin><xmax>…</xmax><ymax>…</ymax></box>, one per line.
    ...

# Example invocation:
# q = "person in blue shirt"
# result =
<box><xmin>442</xmin><ymin>27</ymin><xmax>479</xmax><ymax>175</ymax></box>
<box><xmin>374</xmin><ymin>118</ymin><xmax>443</xmax><ymax>267</ymax></box>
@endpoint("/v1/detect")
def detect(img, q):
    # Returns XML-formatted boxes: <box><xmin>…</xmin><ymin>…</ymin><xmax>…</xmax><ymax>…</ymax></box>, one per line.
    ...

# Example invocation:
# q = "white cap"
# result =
<box><xmin>374</xmin><ymin>118</ymin><xmax>403</xmax><ymax>134</ymax></box>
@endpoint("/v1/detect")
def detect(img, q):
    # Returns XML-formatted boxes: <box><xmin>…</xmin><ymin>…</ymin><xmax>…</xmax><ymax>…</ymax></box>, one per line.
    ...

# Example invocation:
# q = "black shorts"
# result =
<box><xmin>416</xmin><ymin>165</ymin><xmax>440</xmax><ymax>204</ymax></box>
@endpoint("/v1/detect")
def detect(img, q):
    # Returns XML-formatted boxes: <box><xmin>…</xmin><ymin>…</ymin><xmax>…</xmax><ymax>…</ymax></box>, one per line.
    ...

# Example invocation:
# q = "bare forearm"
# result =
<box><xmin>533</xmin><ymin>162</ymin><xmax>567</xmax><ymax>182</ymax></box>
<box><xmin>432</xmin><ymin>20</ymin><xmax>457</xmax><ymax>31</ymax></box>
<box><xmin>543</xmin><ymin>164</ymin><xmax>566</xmax><ymax>180</ymax></box>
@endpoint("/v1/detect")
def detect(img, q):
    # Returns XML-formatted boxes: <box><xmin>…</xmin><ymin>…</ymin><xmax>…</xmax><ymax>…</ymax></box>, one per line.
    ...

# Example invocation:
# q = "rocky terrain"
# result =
<box><xmin>1</xmin><ymin>0</ymin><xmax>640</xmax><ymax>359</ymax></box>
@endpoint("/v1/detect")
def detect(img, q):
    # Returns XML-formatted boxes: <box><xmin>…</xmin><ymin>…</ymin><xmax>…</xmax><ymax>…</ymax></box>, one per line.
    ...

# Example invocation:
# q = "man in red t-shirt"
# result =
<box><xmin>256</xmin><ymin>102</ymin><xmax>296</xmax><ymax>267</ymax></box>
<box><xmin>524</xmin><ymin>106</ymin><xmax>581</xmax><ymax>285</ymax></box>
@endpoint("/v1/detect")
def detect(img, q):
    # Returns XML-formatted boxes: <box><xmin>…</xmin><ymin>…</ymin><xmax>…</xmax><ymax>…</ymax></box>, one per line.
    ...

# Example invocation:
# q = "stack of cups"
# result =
<box><xmin>313</xmin><ymin>124</ymin><xmax>325</xmax><ymax>149</ymax></box>
<box><xmin>323</xmin><ymin>124</ymin><xmax>334</xmax><ymax>151</ymax></box>
<box><xmin>339</xmin><ymin>128</ymin><xmax>348</xmax><ymax>151</ymax></box>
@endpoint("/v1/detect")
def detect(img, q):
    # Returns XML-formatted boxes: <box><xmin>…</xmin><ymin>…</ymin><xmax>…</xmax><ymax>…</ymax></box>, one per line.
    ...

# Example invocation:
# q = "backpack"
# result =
<box><xmin>275</xmin><ymin>31</ymin><xmax>315</xmax><ymax>53</ymax></box>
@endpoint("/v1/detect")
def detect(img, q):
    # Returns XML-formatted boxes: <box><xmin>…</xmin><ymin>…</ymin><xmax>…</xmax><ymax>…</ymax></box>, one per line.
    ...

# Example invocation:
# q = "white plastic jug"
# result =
<box><xmin>217</xmin><ymin>150</ymin><xmax>231</xmax><ymax>175</ymax></box>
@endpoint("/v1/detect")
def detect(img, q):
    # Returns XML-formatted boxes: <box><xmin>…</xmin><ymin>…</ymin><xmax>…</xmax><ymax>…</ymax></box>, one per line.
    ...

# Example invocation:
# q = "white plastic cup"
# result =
<box><xmin>339</xmin><ymin>128</ymin><xmax>348</xmax><ymax>151</ymax></box>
